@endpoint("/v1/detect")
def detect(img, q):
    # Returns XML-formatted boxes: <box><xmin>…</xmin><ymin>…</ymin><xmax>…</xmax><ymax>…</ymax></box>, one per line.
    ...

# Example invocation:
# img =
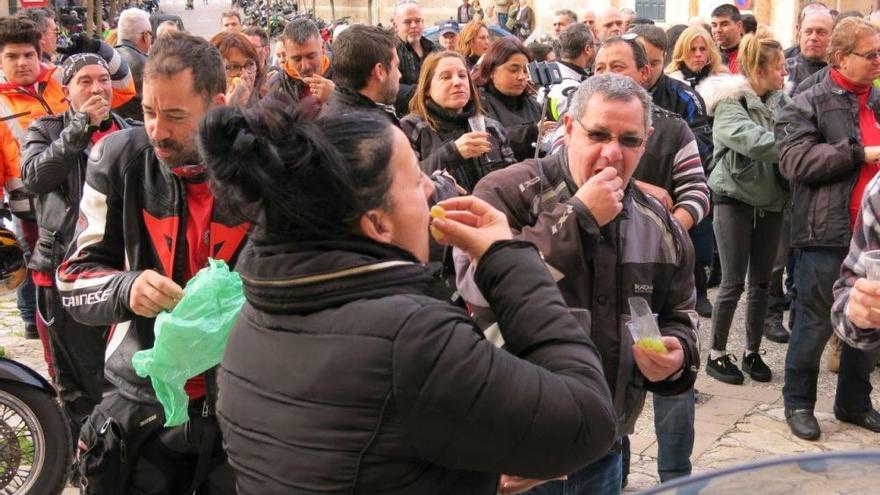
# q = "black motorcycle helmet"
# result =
<box><xmin>0</xmin><ymin>228</ymin><xmax>26</xmax><ymax>295</ymax></box>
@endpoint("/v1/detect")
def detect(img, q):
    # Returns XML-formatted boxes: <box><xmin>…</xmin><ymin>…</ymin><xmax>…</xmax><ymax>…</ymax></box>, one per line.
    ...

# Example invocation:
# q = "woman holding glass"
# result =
<box><xmin>401</xmin><ymin>51</ymin><xmax>515</xmax><ymax>192</ymax></box>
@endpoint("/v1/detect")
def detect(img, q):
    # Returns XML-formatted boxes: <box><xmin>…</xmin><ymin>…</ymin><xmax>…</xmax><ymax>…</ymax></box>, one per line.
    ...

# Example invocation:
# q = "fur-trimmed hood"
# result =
<box><xmin>699</xmin><ymin>73</ymin><xmax>791</xmax><ymax>116</ymax></box>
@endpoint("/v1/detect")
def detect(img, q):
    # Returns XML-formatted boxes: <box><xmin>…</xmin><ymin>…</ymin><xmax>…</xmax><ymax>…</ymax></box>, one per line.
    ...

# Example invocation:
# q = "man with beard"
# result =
<box><xmin>270</xmin><ymin>18</ymin><xmax>335</xmax><ymax>105</ymax></box>
<box><xmin>21</xmin><ymin>53</ymin><xmax>136</xmax><ymax>451</ymax></box>
<box><xmin>58</xmin><ymin>32</ymin><xmax>247</xmax><ymax>493</ymax></box>
<box><xmin>321</xmin><ymin>25</ymin><xmax>400</xmax><ymax>124</ymax></box>
<box><xmin>393</xmin><ymin>0</ymin><xmax>437</xmax><ymax>116</ymax></box>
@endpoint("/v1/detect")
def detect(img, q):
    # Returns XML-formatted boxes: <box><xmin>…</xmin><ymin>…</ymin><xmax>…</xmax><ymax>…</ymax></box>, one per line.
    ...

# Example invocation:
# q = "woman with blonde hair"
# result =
<box><xmin>698</xmin><ymin>33</ymin><xmax>791</xmax><ymax>385</ymax></box>
<box><xmin>401</xmin><ymin>51</ymin><xmax>515</xmax><ymax>192</ymax></box>
<box><xmin>666</xmin><ymin>26</ymin><xmax>727</xmax><ymax>93</ymax></box>
<box><xmin>458</xmin><ymin>20</ymin><xmax>491</xmax><ymax>69</ymax></box>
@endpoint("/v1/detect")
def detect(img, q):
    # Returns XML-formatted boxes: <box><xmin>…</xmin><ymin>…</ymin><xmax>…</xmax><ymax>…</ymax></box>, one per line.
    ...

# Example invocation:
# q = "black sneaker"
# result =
<box><xmin>24</xmin><ymin>323</ymin><xmax>38</xmax><ymax>340</ymax></box>
<box><xmin>706</xmin><ymin>354</ymin><xmax>744</xmax><ymax>385</ymax></box>
<box><xmin>695</xmin><ymin>296</ymin><xmax>713</xmax><ymax>318</ymax></box>
<box><xmin>763</xmin><ymin>313</ymin><xmax>790</xmax><ymax>343</ymax></box>
<box><xmin>742</xmin><ymin>352</ymin><xmax>772</xmax><ymax>382</ymax></box>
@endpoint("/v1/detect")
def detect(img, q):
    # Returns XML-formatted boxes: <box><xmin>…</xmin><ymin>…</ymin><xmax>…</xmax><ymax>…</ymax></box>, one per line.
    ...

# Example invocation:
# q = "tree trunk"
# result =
<box><xmin>329</xmin><ymin>0</ymin><xmax>335</xmax><ymax>21</ymax></box>
<box><xmin>85</xmin><ymin>0</ymin><xmax>95</xmax><ymax>37</ymax></box>
<box><xmin>368</xmin><ymin>0</ymin><xmax>373</xmax><ymax>24</ymax></box>
<box><xmin>109</xmin><ymin>0</ymin><xmax>117</xmax><ymax>29</ymax></box>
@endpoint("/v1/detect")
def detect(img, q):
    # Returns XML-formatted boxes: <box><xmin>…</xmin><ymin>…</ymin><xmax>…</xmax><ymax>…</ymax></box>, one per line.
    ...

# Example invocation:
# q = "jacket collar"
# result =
<box><xmin>332</xmin><ymin>87</ymin><xmax>399</xmax><ymax>125</ymax></box>
<box><xmin>116</xmin><ymin>40</ymin><xmax>147</xmax><ymax>56</ymax></box>
<box><xmin>236</xmin><ymin>235</ymin><xmax>438</xmax><ymax>314</ymax></box>
<box><xmin>0</xmin><ymin>64</ymin><xmax>55</xmax><ymax>94</ymax></box>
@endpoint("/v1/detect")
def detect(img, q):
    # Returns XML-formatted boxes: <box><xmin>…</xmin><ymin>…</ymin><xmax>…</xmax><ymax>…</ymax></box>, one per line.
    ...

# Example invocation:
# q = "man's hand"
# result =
<box><xmin>635</xmin><ymin>180</ymin><xmax>673</xmax><ymax>211</ymax></box>
<box><xmin>303</xmin><ymin>75</ymin><xmax>335</xmax><ymax>103</ymax></box>
<box><xmin>80</xmin><ymin>95</ymin><xmax>110</xmax><ymax>126</ymax></box>
<box><xmin>455</xmin><ymin>131</ymin><xmax>493</xmax><ymax>159</ymax></box>
<box><xmin>574</xmin><ymin>167</ymin><xmax>624</xmax><ymax>227</ymax></box>
<box><xmin>129</xmin><ymin>270</ymin><xmax>184</xmax><ymax>318</ymax></box>
<box><xmin>846</xmin><ymin>278</ymin><xmax>880</xmax><ymax>330</ymax></box>
<box><xmin>431</xmin><ymin>196</ymin><xmax>512</xmax><ymax>263</ymax></box>
<box><xmin>672</xmin><ymin>208</ymin><xmax>694</xmax><ymax>231</ymax></box>
<box><xmin>632</xmin><ymin>336</ymin><xmax>685</xmax><ymax>382</ymax></box>
<box><xmin>498</xmin><ymin>475</ymin><xmax>567</xmax><ymax>494</ymax></box>
<box><xmin>226</xmin><ymin>70</ymin><xmax>255</xmax><ymax>107</ymax></box>
<box><xmin>865</xmin><ymin>146</ymin><xmax>880</xmax><ymax>164</ymax></box>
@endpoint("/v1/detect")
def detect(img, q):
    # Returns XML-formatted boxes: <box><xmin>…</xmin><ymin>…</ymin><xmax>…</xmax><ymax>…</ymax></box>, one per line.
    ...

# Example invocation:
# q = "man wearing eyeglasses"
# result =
<box><xmin>776</xmin><ymin>16</ymin><xmax>880</xmax><ymax>442</ymax></box>
<box><xmin>392</xmin><ymin>0</ymin><xmax>436</xmax><ymax>116</ymax></box>
<box><xmin>19</xmin><ymin>8</ymin><xmax>58</xmax><ymax>63</ymax></box>
<box><xmin>114</xmin><ymin>8</ymin><xmax>153</xmax><ymax>121</ymax></box>
<box><xmin>456</xmin><ymin>73</ymin><xmax>699</xmax><ymax>495</ymax></box>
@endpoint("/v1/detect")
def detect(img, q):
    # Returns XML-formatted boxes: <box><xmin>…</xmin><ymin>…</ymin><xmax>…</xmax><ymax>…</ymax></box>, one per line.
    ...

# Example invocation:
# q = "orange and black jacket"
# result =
<box><xmin>56</xmin><ymin>128</ymin><xmax>249</xmax><ymax>405</ymax></box>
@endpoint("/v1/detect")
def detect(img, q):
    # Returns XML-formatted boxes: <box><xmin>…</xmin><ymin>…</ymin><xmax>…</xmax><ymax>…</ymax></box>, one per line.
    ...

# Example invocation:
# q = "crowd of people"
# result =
<box><xmin>1</xmin><ymin>1</ymin><xmax>879</xmax><ymax>494</ymax></box>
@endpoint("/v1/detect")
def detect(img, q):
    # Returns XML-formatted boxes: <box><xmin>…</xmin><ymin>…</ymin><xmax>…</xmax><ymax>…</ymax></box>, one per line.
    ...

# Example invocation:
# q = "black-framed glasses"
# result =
<box><xmin>575</xmin><ymin>117</ymin><xmax>646</xmax><ymax>148</ymax></box>
<box><xmin>225</xmin><ymin>60</ymin><xmax>258</xmax><ymax>75</ymax></box>
<box><xmin>852</xmin><ymin>49</ymin><xmax>880</xmax><ymax>62</ymax></box>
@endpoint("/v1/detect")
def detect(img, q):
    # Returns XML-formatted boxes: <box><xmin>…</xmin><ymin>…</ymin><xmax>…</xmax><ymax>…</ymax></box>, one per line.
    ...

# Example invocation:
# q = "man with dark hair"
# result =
<box><xmin>321</xmin><ymin>25</ymin><xmax>399</xmax><ymax>124</ymax></box>
<box><xmin>243</xmin><ymin>25</ymin><xmax>271</xmax><ymax>68</ymax></box>
<box><xmin>0</xmin><ymin>16</ymin><xmax>133</xmax><ymax>349</ymax></box>
<box><xmin>553</xmin><ymin>9</ymin><xmax>577</xmax><ymax>38</ymax></box>
<box><xmin>58</xmin><ymin>32</ymin><xmax>245</xmax><ymax>493</ymax></box>
<box><xmin>270</xmin><ymin>18</ymin><xmax>335</xmax><ymax>104</ymax></box>
<box><xmin>593</xmin><ymin>35</ymin><xmax>707</xmax><ymax>485</ymax></box>
<box><xmin>18</xmin><ymin>7</ymin><xmax>58</xmax><ymax>63</ymax></box>
<box><xmin>543</xmin><ymin>23</ymin><xmax>594</xmax><ymax>122</ymax></box>
<box><xmin>711</xmin><ymin>3</ymin><xmax>743</xmax><ymax>73</ymax></box>
<box><xmin>741</xmin><ymin>13</ymin><xmax>757</xmax><ymax>34</ymax></box>
<box><xmin>21</xmin><ymin>53</ymin><xmax>136</xmax><ymax>448</ymax></box>
<box><xmin>221</xmin><ymin>10</ymin><xmax>242</xmax><ymax>32</ymax></box>
<box><xmin>631</xmin><ymin>24</ymin><xmax>715</xmax><ymax>318</ymax></box>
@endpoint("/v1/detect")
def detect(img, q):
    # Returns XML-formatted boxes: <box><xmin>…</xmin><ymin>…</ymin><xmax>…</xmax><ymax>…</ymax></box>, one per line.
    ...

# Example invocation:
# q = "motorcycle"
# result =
<box><xmin>0</xmin><ymin>357</ymin><xmax>71</xmax><ymax>494</ymax></box>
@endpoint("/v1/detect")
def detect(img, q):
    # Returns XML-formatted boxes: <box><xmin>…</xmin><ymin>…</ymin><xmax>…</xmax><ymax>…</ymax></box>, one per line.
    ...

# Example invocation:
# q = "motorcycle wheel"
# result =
<box><xmin>0</xmin><ymin>382</ymin><xmax>71</xmax><ymax>495</ymax></box>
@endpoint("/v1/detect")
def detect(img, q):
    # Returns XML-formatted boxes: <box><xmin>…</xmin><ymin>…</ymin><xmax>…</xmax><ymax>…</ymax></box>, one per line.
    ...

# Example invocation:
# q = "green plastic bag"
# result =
<box><xmin>132</xmin><ymin>259</ymin><xmax>245</xmax><ymax>426</ymax></box>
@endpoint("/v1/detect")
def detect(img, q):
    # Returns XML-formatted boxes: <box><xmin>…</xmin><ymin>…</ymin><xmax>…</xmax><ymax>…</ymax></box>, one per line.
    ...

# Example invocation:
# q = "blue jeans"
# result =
<box><xmin>653</xmin><ymin>389</ymin><xmax>695</xmax><ymax>481</ymax></box>
<box><xmin>12</xmin><ymin>217</ymin><xmax>35</xmax><ymax>325</ymax></box>
<box><xmin>524</xmin><ymin>449</ymin><xmax>623</xmax><ymax>495</ymax></box>
<box><xmin>783</xmin><ymin>248</ymin><xmax>876</xmax><ymax>411</ymax></box>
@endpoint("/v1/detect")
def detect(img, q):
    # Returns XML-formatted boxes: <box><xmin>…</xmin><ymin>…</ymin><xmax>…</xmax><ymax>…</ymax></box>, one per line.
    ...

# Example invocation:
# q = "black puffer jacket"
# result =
<box><xmin>21</xmin><ymin>110</ymin><xmax>135</xmax><ymax>273</ymax></box>
<box><xmin>320</xmin><ymin>86</ymin><xmax>400</xmax><ymax>125</ymax></box>
<box><xmin>114</xmin><ymin>41</ymin><xmax>147</xmax><ymax>121</ymax></box>
<box><xmin>401</xmin><ymin>101</ymin><xmax>516</xmax><ymax>192</ymax></box>
<box><xmin>217</xmin><ymin>236</ymin><xmax>617</xmax><ymax>494</ymax></box>
<box><xmin>775</xmin><ymin>70</ymin><xmax>879</xmax><ymax>248</ymax></box>
<box><xmin>479</xmin><ymin>83</ymin><xmax>541</xmax><ymax>161</ymax></box>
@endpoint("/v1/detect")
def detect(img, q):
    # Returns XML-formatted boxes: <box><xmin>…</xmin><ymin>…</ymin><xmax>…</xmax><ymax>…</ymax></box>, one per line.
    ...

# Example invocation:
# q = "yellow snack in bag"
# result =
<box><xmin>637</xmin><ymin>338</ymin><xmax>667</xmax><ymax>354</ymax></box>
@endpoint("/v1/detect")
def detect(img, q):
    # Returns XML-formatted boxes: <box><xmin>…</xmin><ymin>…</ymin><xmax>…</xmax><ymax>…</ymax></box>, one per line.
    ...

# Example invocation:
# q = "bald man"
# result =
<box><xmin>595</xmin><ymin>7</ymin><xmax>624</xmax><ymax>41</ymax></box>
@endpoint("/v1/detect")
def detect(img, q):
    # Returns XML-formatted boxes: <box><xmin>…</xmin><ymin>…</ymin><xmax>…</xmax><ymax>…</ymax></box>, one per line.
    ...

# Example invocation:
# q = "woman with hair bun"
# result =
<box><xmin>698</xmin><ymin>34</ymin><xmax>790</xmax><ymax>386</ymax></box>
<box><xmin>206</xmin><ymin>98</ymin><xmax>617</xmax><ymax>494</ymax></box>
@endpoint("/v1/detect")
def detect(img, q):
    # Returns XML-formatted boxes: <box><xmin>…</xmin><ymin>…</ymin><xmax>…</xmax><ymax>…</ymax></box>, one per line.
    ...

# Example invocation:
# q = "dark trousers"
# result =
<box><xmin>690</xmin><ymin>215</ymin><xmax>714</xmax><ymax>299</ymax></box>
<box><xmin>524</xmin><ymin>448</ymin><xmax>623</xmax><ymax>495</ymax></box>
<box><xmin>37</xmin><ymin>285</ymin><xmax>106</xmax><ymax>443</ymax></box>
<box><xmin>783</xmin><ymin>247</ymin><xmax>877</xmax><ymax>411</ymax></box>
<box><xmin>130</xmin><ymin>408</ymin><xmax>236</xmax><ymax>495</ymax></box>
<box><xmin>711</xmin><ymin>203</ymin><xmax>783</xmax><ymax>352</ymax></box>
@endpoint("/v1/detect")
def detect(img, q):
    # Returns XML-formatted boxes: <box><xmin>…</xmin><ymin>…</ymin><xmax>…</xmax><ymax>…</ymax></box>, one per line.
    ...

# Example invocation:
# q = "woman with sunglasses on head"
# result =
<box><xmin>205</xmin><ymin>98</ymin><xmax>617</xmax><ymax>494</ymax></box>
<box><xmin>210</xmin><ymin>31</ymin><xmax>264</xmax><ymax>107</ymax></box>
<box><xmin>698</xmin><ymin>33</ymin><xmax>790</xmax><ymax>386</ymax></box>
<box><xmin>402</xmin><ymin>51</ymin><xmax>515</xmax><ymax>193</ymax></box>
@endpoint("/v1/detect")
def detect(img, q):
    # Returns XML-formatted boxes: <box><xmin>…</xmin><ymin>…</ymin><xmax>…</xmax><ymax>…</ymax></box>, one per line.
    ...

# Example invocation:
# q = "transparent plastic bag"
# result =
<box><xmin>627</xmin><ymin>296</ymin><xmax>667</xmax><ymax>354</ymax></box>
<box><xmin>132</xmin><ymin>259</ymin><xmax>245</xmax><ymax>426</ymax></box>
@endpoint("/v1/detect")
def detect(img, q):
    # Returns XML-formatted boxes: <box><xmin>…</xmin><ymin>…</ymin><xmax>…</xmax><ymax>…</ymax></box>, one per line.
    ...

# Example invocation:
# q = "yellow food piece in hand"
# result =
<box><xmin>430</xmin><ymin>205</ymin><xmax>446</xmax><ymax>241</ymax></box>
<box><xmin>232</xmin><ymin>77</ymin><xmax>241</xmax><ymax>86</ymax></box>
<box><xmin>637</xmin><ymin>338</ymin><xmax>667</xmax><ymax>354</ymax></box>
